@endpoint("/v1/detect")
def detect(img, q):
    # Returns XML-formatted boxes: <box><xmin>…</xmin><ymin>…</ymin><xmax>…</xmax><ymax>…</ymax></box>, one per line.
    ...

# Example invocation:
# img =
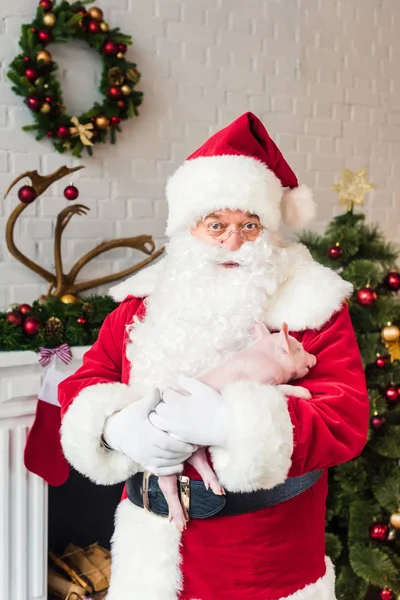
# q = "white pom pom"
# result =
<box><xmin>280</xmin><ymin>184</ymin><xmax>316</xmax><ymax>229</ymax></box>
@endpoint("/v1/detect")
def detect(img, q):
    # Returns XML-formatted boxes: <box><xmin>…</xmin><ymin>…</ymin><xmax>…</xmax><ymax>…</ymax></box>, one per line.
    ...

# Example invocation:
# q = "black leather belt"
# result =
<box><xmin>125</xmin><ymin>469</ymin><xmax>323</xmax><ymax>519</ymax></box>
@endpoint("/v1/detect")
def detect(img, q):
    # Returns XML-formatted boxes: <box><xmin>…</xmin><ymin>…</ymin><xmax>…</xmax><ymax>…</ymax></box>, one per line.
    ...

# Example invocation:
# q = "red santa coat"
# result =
<box><xmin>59</xmin><ymin>245</ymin><xmax>369</xmax><ymax>600</ymax></box>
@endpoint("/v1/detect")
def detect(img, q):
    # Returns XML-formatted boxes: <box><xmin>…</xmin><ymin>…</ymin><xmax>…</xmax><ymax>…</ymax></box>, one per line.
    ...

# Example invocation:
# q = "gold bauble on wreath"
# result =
<box><xmin>43</xmin><ymin>12</ymin><xmax>57</xmax><ymax>27</ymax></box>
<box><xmin>100</xmin><ymin>22</ymin><xmax>109</xmax><ymax>32</ymax></box>
<box><xmin>40</xmin><ymin>102</ymin><xmax>51</xmax><ymax>114</ymax></box>
<box><xmin>88</xmin><ymin>6</ymin><xmax>104</xmax><ymax>20</ymax></box>
<box><xmin>36</xmin><ymin>49</ymin><xmax>52</xmax><ymax>65</ymax></box>
<box><xmin>382</xmin><ymin>323</ymin><xmax>400</xmax><ymax>343</ymax></box>
<box><xmin>121</xmin><ymin>84</ymin><xmax>132</xmax><ymax>96</ymax></box>
<box><xmin>95</xmin><ymin>116</ymin><xmax>110</xmax><ymax>129</ymax></box>
<box><xmin>61</xmin><ymin>294</ymin><xmax>78</xmax><ymax>304</ymax></box>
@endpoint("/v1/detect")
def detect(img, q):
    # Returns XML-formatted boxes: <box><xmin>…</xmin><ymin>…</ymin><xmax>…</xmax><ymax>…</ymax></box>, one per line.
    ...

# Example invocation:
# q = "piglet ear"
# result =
<box><xmin>279</xmin><ymin>322</ymin><xmax>290</xmax><ymax>353</ymax></box>
<box><xmin>253</xmin><ymin>322</ymin><xmax>270</xmax><ymax>339</ymax></box>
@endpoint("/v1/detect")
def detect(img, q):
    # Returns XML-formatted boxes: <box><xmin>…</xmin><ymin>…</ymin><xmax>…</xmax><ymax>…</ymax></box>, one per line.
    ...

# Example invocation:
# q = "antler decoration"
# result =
<box><xmin>4</xmin><ymin>166</ymin><xmax>164</xmax><ymax>299</ymax></box>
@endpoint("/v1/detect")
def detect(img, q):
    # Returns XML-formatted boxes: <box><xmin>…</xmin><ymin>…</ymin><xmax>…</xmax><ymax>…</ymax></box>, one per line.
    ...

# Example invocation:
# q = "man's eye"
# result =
<box><xmin>244</xmin><ymin>222</ymin><xmax>257</xmax><ymax>230</ymax></box>
<box><xmin>210</xmin><ymin>223</ymin><xmax>223</xmax><ymax>230</ymax></box>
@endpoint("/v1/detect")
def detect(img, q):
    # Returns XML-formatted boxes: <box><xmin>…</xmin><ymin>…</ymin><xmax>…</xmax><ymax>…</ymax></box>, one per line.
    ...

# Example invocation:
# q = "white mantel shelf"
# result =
<box><xmin>0</xmin><ymin>347</ymin><xmax>88</xmax><ymax>600</ymax></box>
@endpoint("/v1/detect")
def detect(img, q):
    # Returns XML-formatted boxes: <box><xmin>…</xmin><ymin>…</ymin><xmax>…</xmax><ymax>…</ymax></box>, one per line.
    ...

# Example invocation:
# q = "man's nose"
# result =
<box><xmin>222</xmin><ymin>231</ymin><xmax>245</xmax><ymax>251</ymax></box>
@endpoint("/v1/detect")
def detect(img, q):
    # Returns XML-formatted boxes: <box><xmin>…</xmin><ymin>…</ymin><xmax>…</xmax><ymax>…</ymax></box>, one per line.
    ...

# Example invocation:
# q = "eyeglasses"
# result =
<box><xmin>203</xmin><ymin>221</ymin><xmax>263</xmax><ymax>242</ymax></box>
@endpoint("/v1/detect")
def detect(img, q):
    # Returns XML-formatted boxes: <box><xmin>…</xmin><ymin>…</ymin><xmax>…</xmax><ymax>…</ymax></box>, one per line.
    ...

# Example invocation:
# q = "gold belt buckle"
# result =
<box><xmin>178</xmin><ymin>475</ymin><xmax>191</xmax><ymax>523</ymax></box>
<box><xmin>142</xmin><ymin>471</ymin><xmax>152</xmax><ymax>512</ymax></box>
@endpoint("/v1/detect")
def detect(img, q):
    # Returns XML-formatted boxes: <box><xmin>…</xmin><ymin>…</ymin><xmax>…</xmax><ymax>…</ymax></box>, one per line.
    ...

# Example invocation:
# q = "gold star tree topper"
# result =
<box><xmin>331</xmin><ymin>167</ymin><xmax>375</xmax><ymax>211</ymax></box>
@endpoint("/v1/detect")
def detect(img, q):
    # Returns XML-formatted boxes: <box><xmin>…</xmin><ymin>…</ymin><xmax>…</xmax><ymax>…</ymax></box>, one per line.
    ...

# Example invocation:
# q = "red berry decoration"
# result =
<box><xmin>24</xmin><ymin>56</ymin><xmax>31</xmax><ymax>62</ymax></box>
<box><xmin>88</xmin><ymin>20</ymin><xmax>101</xmax><ymax>34</ymax></box>
<box><xmin>385</xmin><ymin>386</ymin><xmax>399</xmax><ymax>404</ymax></box>
<box><xmin>376</xmin><ymin>355</ymin><xmax>388</xmax><ymax>368</ymax></box>
<box><xmin>77</xmin><ymin>317</ymin><xmax>87</xmax><ymax>324</ymax></box>
<box><xmin>38</xmin><ymin>30</ymin><xmax>53</xmax><ymax>44</ymax></box>
<box><xmin>23</xmin><ymin>316</ymin><xmax>42</xmax><ymax>336</ymax></box>
<box><xmin>370</xmin><ymin>415</ymin><xmax>386</xmax><ymax>430</ymax></box>
<box><xmin>327</xmin><ymin>244</ymin><xmax>343</xmax><ymax>260</ymax></box>
<box><xmin>108</xmin><ymin>86</ymin><xmax>122</xmax><ymax>99</ymax></box>
<box><xmin>118</xmin><ymin>43</ymin><xmax>127</xmax><ymax>54</ymax></box>
<box><xmin>117</xmin><ymin>99</ymin><xmax>127</xmax><ymax>111</ymax></box>
<box><xmin>47</xmin><ymin>131</ymin><xmax>54</xmax><ymax>137</ymax></box>
<box><xmin>111</xmin><ymin>116</ymin><xmax>121</xmax><ymax>126</ymax></box>
<box><xmin>384</xmin><ymin>271</ymin><xmax>400</xmax><ymax>291</ymax></box>
<box><xmin>25</xmin><ymin>68</ymin><xmax>39</xmax><ymax>81</ymax></box>
<box><xmin>19</xmin><ymin>303</ymin><xmax>32</xmax><ymax>315</ymax></box>
<box><xmin>102</xmin><ymin>40</ymin><xmax>119</xmax><ymax>56</ymax></box>
<box><xmin>370</xmin><ymin>522</ymin><xmax>389</xmax><ymax>541</ymax></box>
<box><xmin>6</xmin><ymin>311</ymin><xmax>23</xmax><ymax>327</ymax></box>
<box><xmin>356</xmin><ymin>287</ymin><xmax>377</xmax><ymax>307</ymax></box>
<box><xmin>380</xmin><ymin>590</ymin><xmax>394</xmax><ymax>600</ymax></box>
<box><xmin>56</xmin><ymin>125</ymin><xmax>70</xmax><ymax>139</ymax></box>
<box><xmin>26</xmin><ymin>95</ymin><xmax>43</xmax><ymax>112</ymax></box>
<box><xmin>64</xmin><ymin>185</ymin><xmax>79</xmax><ymax>201</ymax></box>
<box><xmin>18</xmin><ymin>185</ymin><xmax>37</xmax><ymax>204</ymax></box>
<box><xmin>39</xmin><ymin>0</ymin><xmax>53</xmax><ymax>11</ymax></box>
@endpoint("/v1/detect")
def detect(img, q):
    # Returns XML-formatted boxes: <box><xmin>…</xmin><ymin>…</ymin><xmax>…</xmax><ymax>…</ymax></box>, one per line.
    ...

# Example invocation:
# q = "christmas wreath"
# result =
<box><xmin>8</xmin><ymin>0</ymin><xmax>142</xmax><ymax>158</ymax></box>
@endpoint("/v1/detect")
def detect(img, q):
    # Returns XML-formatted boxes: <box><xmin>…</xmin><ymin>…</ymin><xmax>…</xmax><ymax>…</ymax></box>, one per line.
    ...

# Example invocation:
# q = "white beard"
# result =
<box><xmin>127</xmin><ymin>232</ymin><xmax>289</xmax><ymax>391</ymax></box>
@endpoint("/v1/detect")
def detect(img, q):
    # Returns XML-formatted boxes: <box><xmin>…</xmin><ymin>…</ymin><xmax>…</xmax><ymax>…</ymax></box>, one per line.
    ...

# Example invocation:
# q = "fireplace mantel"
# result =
<box><xmin>0</xmin><ymin>347</ymin><xmax>88</xmax><ymax>600</ymax></box>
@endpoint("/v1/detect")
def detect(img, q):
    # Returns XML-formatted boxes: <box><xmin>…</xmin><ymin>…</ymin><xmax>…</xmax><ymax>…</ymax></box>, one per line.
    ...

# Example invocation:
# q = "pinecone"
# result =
<box><xmin>82</xmin><ymin>302</ymin><xmax>93</xmax><ymax>313</ymax></box>
<box><xmin>45</xmin><ymin>316</ymin><xmax>64</xmax><ymax>337</ymax></box>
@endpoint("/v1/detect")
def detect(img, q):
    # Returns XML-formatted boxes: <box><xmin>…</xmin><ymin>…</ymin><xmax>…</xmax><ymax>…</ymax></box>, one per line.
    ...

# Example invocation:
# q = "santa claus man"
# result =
<box><xmin>59</xmin><ymin>112</ymin><xmax>369</xmax><ymax>600</ymax></box>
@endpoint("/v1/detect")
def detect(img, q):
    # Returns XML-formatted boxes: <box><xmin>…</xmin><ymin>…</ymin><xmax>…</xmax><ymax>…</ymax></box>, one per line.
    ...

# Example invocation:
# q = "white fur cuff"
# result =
<box><xmin>61</xmin><ymin>382</ymin><xmax>139</xmax><ymax>485</ymax></box>
<box><xmin>210</xmin><ymin>381</ymin><xmax>293</xmax><ymax>492</ymax></box>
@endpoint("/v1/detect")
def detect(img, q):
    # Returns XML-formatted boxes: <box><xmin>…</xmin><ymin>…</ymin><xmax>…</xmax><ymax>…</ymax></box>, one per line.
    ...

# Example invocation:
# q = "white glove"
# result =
<box><xmin>103</xmin><ymin>388</ymin><xmax>197</xmax><ymax>475</ymax></box>
<box><xmin>150</xmin><ymin>376</ymin><xmax>229</xmax><ymax>447</ymax></box>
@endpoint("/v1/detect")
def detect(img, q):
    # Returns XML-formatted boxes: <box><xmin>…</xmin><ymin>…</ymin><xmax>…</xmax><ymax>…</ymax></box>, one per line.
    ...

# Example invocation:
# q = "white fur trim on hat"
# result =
<box><xmin>165</xmin><ymin>155</ymin><xmax>283</xmax><ymax>236</ymax></box>
<box><xmin>281</xmin><ymin>183</ymin><xmax>316</xmax><ymax>229</ymax></box>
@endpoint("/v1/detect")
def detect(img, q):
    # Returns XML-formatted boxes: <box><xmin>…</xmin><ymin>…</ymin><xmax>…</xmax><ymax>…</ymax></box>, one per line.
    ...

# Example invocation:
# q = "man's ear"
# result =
<box><xmin>279</xmin><ymin>322</ymin><xmax>290</xmax><ymax>353</ymax></box>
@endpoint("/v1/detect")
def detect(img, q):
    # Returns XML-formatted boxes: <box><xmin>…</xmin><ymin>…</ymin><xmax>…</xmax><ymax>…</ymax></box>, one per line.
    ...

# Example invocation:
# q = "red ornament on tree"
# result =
<box><xmin>6</xmin><ymin>311</ymin><xmax>23</xmax><ymax>327</ymax></box>
<box><xmin>88</xmin><ymin>20</ymin><xmax>102</xmax><ymax>34</ymax></box>
<box><xmin>56</xmin><ymin>125</ymin><xmax>70</xmax><ymax>139</ymax></box>
<box><xmin>376</xmin><ymin>355</ymin><xmax>388</xmax><ymax>368</ymax></box>
<box><xmin>23</xmin><ymin>316</ymin><xmax>42</xmax><ymax>336</ymax></box>
<box><xmin>24</xmin><ymin>56</ymin><xmax>31</xmax><ymax>63</ymax></box>
<box><xmin>102</xmin><ymin>40</ymin><xmax>119</xmax><ymax>56</ymax></box>
<box><xmin>47</xmin><ymin>131</ymin><xmax>54</xmax><ymax>138</ymax></box>
<box><xmin>327</xmin><ymin>243</ymin><xmax>343</xmax><ymax>260</ymax></box>
<box><xmin>370</xmin><ymin>415</ymin><xmax>386</xmax><ymax>430</ymax></box>
<box><xmin>19</xmin><ymin>303</ymin><xmax>32</xmax><ymax>315</ymax></box>
<box><xmin>111</xmin><ymin>116</ymin><xmax>121</xmax><ymax>126</ymax></box>
<box><xmin>39</xmin><ymin>0</ymin><xmax>53</xmax><ymax>11</ymax></box>
<box><xmin>26</xmin><ymin>95</ymin><xmax>43</xmax><ymax>112</ymax></box>
<box><xmin>18</xmin><ymin>185</ymin><xmax>37</xmax><ymax>204</ymax></box>
<box><xmin>25</xmin><ymin>68</ymin><xmax>39</xmax><ymax>82</ymax></box>
<box><xmin>64</xmin><ymin>185</ymin><xmax>79</xmax><ymax>201</ymax></box>
<box><xmin>108</xmin><ymin>86</ymin><xmax>122</xmax><ymax>99</ymax></box>
<box><xmin>385</xmin><ymin>386</ymin><xmax>399</xmax><ymax>404</ymax></box>
<box><xmin>118</xmin><ymin>43</ymin><xmax>127</xmax><ymax>54</ymax></box>
<box><xmin>384</xmin><ymin>271</ymin><xmax>400</xmax><ymax>291</ymax></box>
<box><xmin>77</xmin><ymin>317</ymin><xmax>87</xmax><ymax>324</ymax></box>
<box><xmin>356</xmin><ymin>287</ymin><xmax>377</xmax><ymax>307</ymax></box>
<box><xmin>38</xmin><ymin>30</ymin><xmax>53</xmax><ymax>44</ymax></box>
<box><xmin>45</xmin><ymin>96</ymin><xmax>52</xmax><ymax>103</ymax></box>
<box><xmin>380</xmin><ymin>590</ymin><xmax>394</xmax><ymax>600</ymax></box>
<box><xmin>369</xmin><ymin>522</ymin><xmax>389</xmax><ymax>541</ymax></box>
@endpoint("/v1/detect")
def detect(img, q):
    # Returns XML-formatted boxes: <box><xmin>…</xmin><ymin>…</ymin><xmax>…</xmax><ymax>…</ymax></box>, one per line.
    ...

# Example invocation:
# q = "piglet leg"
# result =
<box><xmin>277</xmin><ymin>384</ymin><xmax>312</xmax><ymax>400</ymax></box>
<box><xmin>188</xmin><ymin>448</ymin><xmax>225</xmax><ymax>495</ymax></box>
<box><xmin>158</xmin><ymin>474</ymin><xmax>188</xmax><ymax>531</ymax></box>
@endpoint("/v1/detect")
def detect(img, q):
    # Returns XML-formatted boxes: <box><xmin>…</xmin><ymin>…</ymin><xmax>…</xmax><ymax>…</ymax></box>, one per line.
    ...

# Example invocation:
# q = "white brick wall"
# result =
<box><xmin>1</xmin><ymin>0</ymin><xmax>399</xmax><ymax>310</ymax></box>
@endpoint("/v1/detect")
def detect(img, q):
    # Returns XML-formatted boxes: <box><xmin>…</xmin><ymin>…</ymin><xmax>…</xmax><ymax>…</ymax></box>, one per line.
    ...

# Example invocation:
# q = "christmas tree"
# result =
<box><xmin>300</xmin><ymin>168</ymin><xmax>400</xmax><ymax>600</ymax></box>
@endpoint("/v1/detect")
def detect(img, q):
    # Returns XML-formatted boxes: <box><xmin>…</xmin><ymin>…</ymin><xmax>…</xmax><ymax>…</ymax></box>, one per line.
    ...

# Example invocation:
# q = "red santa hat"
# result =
<box><xmin>165</xmin><ymin>111</ymin><xmax>316</xmax><ymax>237</ymax></box>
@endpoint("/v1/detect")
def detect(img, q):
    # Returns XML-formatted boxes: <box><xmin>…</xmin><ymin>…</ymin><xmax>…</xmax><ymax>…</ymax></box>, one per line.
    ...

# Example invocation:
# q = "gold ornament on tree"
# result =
<box><xmin>43</xmin><ymin>12</ymin><xmax>57</xmax><ymax>27</ymax></box>
<box><xmin>100</xmin><ymin>22</ymin><xmax>109</xmax><ymax>32</ymax></box>
<box><xmin>381</xmin><ymin>322</ymin><xmax>400</xmax><ymax>362</ymax></box>
<box><xmin>40</xmin><ymin>102</ymin><xmax>51</xmax><ymax>114</ymax></box>
<box><xmin>390</xmin><ymin>508</ymin><xmax>400</xmax><ymax>529</ymax></box>
<box><xmin>61</xmin><ymin>294</ymin><xmax>78</xmax><ymax>304</ymax></box>
<box><xmin>331</xmin><ymin>167</ymin><xmax>375</xmax><ymax>211</ymax></box>
<box><xmin>121</xmin><ymin>84</ymin><xmax>132</xmax><ymax>96</ymax></box>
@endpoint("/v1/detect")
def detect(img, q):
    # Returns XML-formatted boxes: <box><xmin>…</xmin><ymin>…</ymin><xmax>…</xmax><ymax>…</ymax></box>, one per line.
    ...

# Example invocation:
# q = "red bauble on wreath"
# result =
<box><xmin>6</xmin><ymin>311</ymin><xmax>23</xmax><ymax>327</ymax></box>
<box><xmin>8</xmin><ymin>1</ymin><xmax>143</xmax><ymax>158</ymax></box>
<box><xmin>380</xmin><ymin>590</ymin><xmax>394</xmax><ymax>600</ymax></box>
<box><xmin>19</xmin><ymin>303</ymin><xmax>32</xmax><ymax>315</ymax></box>
<box><xmin>64</xmin><ymin>185</ymin><xmax>79</xmax><ymax>201</ymax></box>
<box><xmin>384</xmin><ymin>271</ymin><xmax>400</xmax><ymax>291</ymax></box>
